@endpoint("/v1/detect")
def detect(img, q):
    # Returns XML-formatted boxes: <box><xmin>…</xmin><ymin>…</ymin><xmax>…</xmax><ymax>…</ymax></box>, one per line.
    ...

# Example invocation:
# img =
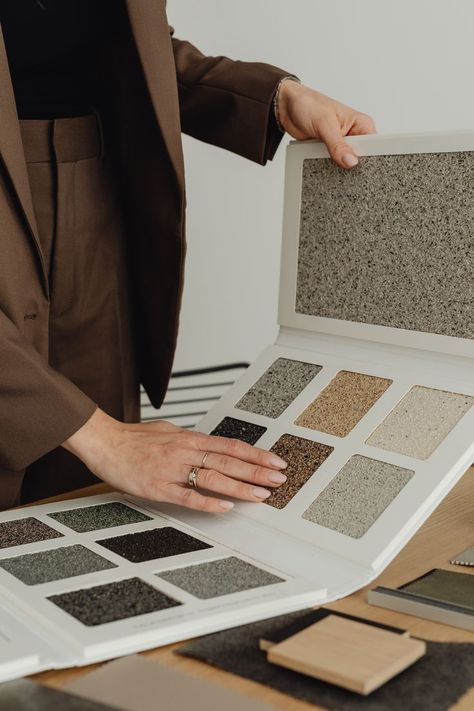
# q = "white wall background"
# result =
<box><xmin>168</xmin><ymin>0</ymin><xmax>474</xmax><ymax>372</ymax></box>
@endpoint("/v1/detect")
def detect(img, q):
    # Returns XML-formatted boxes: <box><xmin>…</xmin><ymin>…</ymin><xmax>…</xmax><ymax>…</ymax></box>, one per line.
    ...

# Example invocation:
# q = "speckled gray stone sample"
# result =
<box><xmin>48</xmin><ymin>577</ymin><xmax>181</xmax><ymax>626</ymax></box>
<box><xmin>0</xmin><ymin>517</ymin><xmax>63</xmax><ymax>549</ymax></box>
<box><xmin>303</xmin><ymin>455</ymin><xmax>413</xmax><ymax>538</ymax></box>
<box><xmin>236</xmin><ymin>358</ymin><xmax>322</xmax><ymax>419</ymax></box>
<box><xmin>157</xmin><ymin>556</ymin><xmax>284</xmax><ymax>599</ymax></box>
<box><xmin>96</xmin><ymin>527</ymin><xmax>212</xmax><ymax>563</ymax></box>
<box><xmin>47</xmin><ymin>502</ymin><xmax>152</xmax><ymax>532</ymax></box>
<box><xmin>296</xmin><ymin>154</ymin><xmax>474</xmax><ymax>338</ymax></box>
<box><xmin>0</xmin><ymin>544</ymin><xmax>117</xmax><ymax>585</ymax></box>
<box><xmin>366</xmin><ymin>386</ymin><xmax>474</xmax><ymax>460</ymax></box>
<box><xmin>211</xmin><ymin>417</ymin><xmax>267</xmax><ymax>444</ymax></box>
<box><xmin>0</xmin><ymin>679</ymin><xmax>116</xmax><ymax>711</ymax></box>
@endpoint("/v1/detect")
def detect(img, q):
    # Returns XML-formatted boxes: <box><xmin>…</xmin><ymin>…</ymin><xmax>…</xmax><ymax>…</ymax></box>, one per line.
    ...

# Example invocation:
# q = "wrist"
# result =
<box><xmin>62</xmin><ymin>408</ymin><xmax>120</xmax><ymax>474</ymax></box>
<box><xmin>274</xmin><ymin>76</ymin><xmax>301</xmax><ymax>133</ymax></box>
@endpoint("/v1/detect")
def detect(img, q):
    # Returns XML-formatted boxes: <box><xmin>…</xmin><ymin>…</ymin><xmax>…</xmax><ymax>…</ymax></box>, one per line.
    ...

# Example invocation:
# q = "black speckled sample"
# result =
<box><xmin>158</xmin><ymin>557</ymin><xmax>284</xmax><ymax>599</ymax></box>
<box><xmin>211</xmin><ymin>417</ymin><xmax>267</xmax><ymax>445</ymax></box>
<box><xmin>177</xmin><ymin>612</ymin><xmax>474</xmax><ymax>711</ymax></box>
<box><xmin>48</xmin><ymin>502</ymin><xmax>152</xmax><ymax>533</ymax></box>
<box><xmin>0</xmin><ymin>544</ymin><xmax>117</xmax><ymax>585</ymax></box>
<box><xmin>96</xmin><ymin>527</ymin><xmax>212</xmax><ymax>563</ymax></box>
<box><xmin>265</xmin><ymin>434</ymin><xmax>333</xmax><ymax>509</ymax></box>
<box><xmin>0</xmin><ymin>679</ymin><xmax>116</xmax><ymax>711</ymax></box>
<box><xmin>236</xmin><ymin>358</ymin><xmax>322</xmax><ymax>419</ymax></box>
<box><xmin>48</xmin><ymin>577</ymin><xmax>181</xmax><ymax>626</ymax></box>
<box><xmin>0</xmin><ymin>518</ymin><xmax>63</xmax><ymax>549</ymax></box>
<box><xmin>297</xmin><ymin>153</ymin><xmax>474</xmax><ymax>338</ymax></box>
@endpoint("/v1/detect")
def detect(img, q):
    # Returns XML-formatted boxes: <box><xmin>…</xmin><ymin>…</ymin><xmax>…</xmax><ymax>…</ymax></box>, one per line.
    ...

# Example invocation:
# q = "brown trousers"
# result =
<box><xmin>19</xmin><ymin>114</ymin><xmax>140</xmax><ymax>504</ymax></box>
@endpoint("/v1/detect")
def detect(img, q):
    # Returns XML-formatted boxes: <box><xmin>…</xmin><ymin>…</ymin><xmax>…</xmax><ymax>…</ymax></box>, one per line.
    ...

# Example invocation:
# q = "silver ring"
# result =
<box><xmin>188</xmin><ymin>466</ymin><xmax>200</xmax><ymax>488</ymax></box>
<box><xmin>201</xmin><ymin>451</ymin><xmax>210</xmax><ymax>468</ymax></box>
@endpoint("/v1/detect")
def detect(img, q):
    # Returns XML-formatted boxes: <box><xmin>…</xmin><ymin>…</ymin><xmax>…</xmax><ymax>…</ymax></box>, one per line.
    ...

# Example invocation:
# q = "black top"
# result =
<box><xmin>0</xmin><ymin>0</ymin><xmax>114</xmax><ymax>119</ymax></box>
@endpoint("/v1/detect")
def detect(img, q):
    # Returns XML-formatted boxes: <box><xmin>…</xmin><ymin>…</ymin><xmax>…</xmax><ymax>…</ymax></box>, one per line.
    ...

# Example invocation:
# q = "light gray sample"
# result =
<box><xmin>48</xmin><ymin>502</ymin><xmax>152</xmax><ymax>532</ymax></box>
<box><xmin>296</xmin><ymin>153</ymin><xmax>474</xmax><ymax>339</ymax></box>
<box><xmin>366</xmin><ymin>386</ymin><xmax>474</xmax><ymax>460</ymax></box>
<box><xmin>303</xmin><ymin>455</ymin><xmax>414</xmax><ymax>538</ymax></box>
<box><xmin>157</xmin><ymin>556</ymin><xmax>284</xmax><ymax>599</ymax></box>
<box><xmin>236</xmin><ymin>358</ymin><xmax>322</xmax><ymax>418</ymax></box>
<box><xmin>0</xmin><ymin>544</ymin><xmax>117</xmax><ymax>585</ymax></box>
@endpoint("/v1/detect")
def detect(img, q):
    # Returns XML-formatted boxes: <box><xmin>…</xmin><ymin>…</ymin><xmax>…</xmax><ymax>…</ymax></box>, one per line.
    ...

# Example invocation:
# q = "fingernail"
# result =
<box><xmin>268</xmin><ymin>472</ymin><xmax>287</xmax><ymax>484</ymax></box>
<box><xmin>342</xmin><ymin>153</ymin><xmax>358</xmax><ymax>168</ymax></box>
<box><xmin>219</xmin><ymin>500</ymin><xmax>234</xmax><ymax>510</ymax></box>
<box><xmin>253</xmin><ymin>487</ymin><xmax>271</xmax><ymax>499</ymax></box>
<box><xmin>270</xmin><ymin>455</ymin><xmax>287</xmax><ymax>469</ymax></box>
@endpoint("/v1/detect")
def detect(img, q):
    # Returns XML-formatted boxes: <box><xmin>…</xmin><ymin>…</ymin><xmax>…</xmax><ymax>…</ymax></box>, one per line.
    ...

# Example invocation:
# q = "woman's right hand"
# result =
<box><xmin>62</xmin><ymin>408</ymin><xmax>288</xmax><ymax>512</ymax></box>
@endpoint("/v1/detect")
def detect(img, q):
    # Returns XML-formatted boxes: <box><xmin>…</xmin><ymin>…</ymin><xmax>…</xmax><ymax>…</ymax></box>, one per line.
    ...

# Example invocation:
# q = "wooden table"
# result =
<box><xmin>32</xmin><ymin>468</ymin><xmax>474</xmax><ymax>711</ymax></box>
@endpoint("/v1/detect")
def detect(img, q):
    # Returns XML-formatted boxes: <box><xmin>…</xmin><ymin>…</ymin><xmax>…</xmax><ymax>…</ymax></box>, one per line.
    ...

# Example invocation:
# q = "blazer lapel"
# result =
<box><xmin>0</xmin><ymin>30</ymin><xmax>48</xmax><ymax>294</ymax></box>
<box><xmin>126</xmin><ymin>0</ymin><xmax>185</xmax><ymax>187</ymax></box>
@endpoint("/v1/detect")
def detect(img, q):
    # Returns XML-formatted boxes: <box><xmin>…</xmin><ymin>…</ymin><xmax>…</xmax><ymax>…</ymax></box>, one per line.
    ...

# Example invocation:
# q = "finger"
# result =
<box><xmin>317</xmin><ymin>115</ymin><xmax>359</xmax><ymax>169</ymax></box>
<box><xmin>194</xmin><ymin>452</ymin><xmax>287</xmax><ymax>488</ymax></box>
<box><xmin>348</xmin><ymin>113</ymin><xmax>377</xmax><ymax>136</ymax></box>
<box><xmin>195</xmin><ymin>468</ymin><xmax>271</xmax><ymax>502</ymax></box>
<box><xmin>192</xmin><ymin>433</ymin><xmax>287</xmax><ymax>471</ymax></box>
<box><xmin>167</xmin><ymin>484</ymin><xmax>234</xmax><ymax>513</ymax></box>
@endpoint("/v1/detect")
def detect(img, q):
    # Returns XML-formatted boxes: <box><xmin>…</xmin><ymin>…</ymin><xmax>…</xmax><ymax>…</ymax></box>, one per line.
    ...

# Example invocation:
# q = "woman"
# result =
<box><xmin>0</xmin><ymin>0</ymin><xmax>375</xmax><ymax>511</ymax></box>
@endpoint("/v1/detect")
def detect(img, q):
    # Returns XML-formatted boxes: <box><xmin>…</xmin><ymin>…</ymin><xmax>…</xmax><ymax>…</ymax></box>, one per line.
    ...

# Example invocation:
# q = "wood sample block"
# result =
<box><xmin>267</xmin><ymin>614</ymin><xmax>426</xmax><ymax>695</ymax></box>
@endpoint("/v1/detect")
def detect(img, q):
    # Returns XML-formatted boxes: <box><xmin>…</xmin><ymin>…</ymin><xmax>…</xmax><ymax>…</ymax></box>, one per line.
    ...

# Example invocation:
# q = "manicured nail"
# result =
<box><xmin>268</xmin><ymin>472</ymin><xmax>287</xmax><ymax>484</ymax></box>
<box><xmin>342</xmin><ymin>153</ymin><xmax>358</xmax><ymax>168</ymax></box>
<box><xmin>253</xmin><ymin>487</ymin><xmax>271</xmax><ymax>499</ymax></box>
<box><xmin>219</xmin><ymin>500</ymin><xmax>234</xmax><ymax>510</ymax></box>
<box><xmin>270</xmin><ymin>455</ymin><xmax>287</xmax><ymax>469</ymax></box>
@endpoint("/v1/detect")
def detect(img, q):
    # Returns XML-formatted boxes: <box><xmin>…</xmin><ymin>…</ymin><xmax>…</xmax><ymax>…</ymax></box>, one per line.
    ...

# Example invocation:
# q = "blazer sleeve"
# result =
<box><xmin>0</xmin><ymin>310</ymin><xmax>97</xmax><ymax>472</ymax></box>
<box><xmin>171</xmin><ymin>33</ymin><xmax>289</xmax><ymax>165</ymax></box>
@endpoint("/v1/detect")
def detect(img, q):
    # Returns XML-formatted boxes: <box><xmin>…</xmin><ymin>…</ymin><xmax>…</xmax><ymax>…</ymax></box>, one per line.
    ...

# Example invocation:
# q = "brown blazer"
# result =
<box><xmin>0</xmin><ymin>1</ymin><xmax>287</xmax><ymax>488</ymax></box>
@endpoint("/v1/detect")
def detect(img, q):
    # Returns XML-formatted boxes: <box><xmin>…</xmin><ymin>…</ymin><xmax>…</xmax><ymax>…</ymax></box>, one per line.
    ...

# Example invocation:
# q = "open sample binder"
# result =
<box><xmin>0</xmin><ymin>133</ymin><xmax>472</xmax><ymax>680</ymax></box>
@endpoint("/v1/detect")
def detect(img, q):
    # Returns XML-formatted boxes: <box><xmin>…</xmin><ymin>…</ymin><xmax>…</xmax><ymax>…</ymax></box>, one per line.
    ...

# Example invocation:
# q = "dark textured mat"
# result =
<box><xmin>177</xmin><ymin>611</ymin><xmax>474</xmax><ymax>711</ymax></box>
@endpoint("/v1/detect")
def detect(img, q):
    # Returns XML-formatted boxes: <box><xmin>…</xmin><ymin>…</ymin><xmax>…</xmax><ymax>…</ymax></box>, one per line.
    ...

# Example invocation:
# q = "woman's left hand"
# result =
<box><xmin>277</xmin><ymin>80</ymin><xmax>376</xmax><ymax>169</ymax></box>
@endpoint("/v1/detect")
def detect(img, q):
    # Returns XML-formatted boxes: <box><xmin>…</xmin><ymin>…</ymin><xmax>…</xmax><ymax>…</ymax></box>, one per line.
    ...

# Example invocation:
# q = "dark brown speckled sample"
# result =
<box><xmin>96</xmin><ymin>527</ymin><xmax>212</xmax><ymax>562</ymax></box>
<box><xmin>48</xmin><ymin>577</ymin><xmax>181</xmax><ymax>626</ymax></box>
<box><xmin>296</xmin><ymin>371</ymin><xmax>391</xmax><ymax>437</ymax></box>
<box><xmin>0</xmin><ymin>517</ymin><xmax>63</xmax><ymax>549</ymax></box>
<box><xmin>211</xmin><ymin>417</ymin><xmax>266</xmax><ymax>444</ymax></box>
<box><xmin>265</xmin><ymin>434</ymin><xmax>333</xmax><ymax>509</ymax></box>
<box><xmin>296</xmin><ymin>153</ymin><xmax>474</xmax><ymax>339</ymax></box>
<box><xmin>236</xmin><ymin>358</ymin><xmax>322</xmax><ymax>419</ymax></box>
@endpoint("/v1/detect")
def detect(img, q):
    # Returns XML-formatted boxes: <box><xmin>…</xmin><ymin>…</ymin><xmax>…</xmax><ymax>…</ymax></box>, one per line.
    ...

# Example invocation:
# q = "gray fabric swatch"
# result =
<box><xmin>177</xmin><ymin>611</ymin><xmax>474</xmax><ymax>711</ymax></box>
<box><xmin>236</xmin><ymin>358</ymin><xmax>321</xmax><ymax>418</ymax></box>
<box><xmin>48</xmin><ymin>502</ymin><xmax>152</xmax><ymax>533</ymax></box>
<box><xmin>303</xmin><ymin>456</ymin><xmax>413</xmax><ymax>538</ymax></box>
<box><xmin>0</xmin><ymin>679</ymin><xmax>116</xmax><ymax>711</ymax></box>
<box><xmin>157</xmin><ymin>556</ymin><xmax>284</xmax><ymax>599</ymax></box>
<box><xmin>296</xmin><ymin>153</ymin><xmax>474</xmax><ymax>339</ymax></box>
<box><xmin>0</xmin><ymin>544</ymin><xmax>116</xmax><ymax>585</ymax></box>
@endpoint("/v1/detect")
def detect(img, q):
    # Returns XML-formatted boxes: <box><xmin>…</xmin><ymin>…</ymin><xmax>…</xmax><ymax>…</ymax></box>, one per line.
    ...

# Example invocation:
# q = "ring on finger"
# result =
<box><xmin>200</xmin><ymin>451</ymin><xmax>210</xmax><ymax>469</ymax></box>
<box><xmin>188</xmin><ymin>466</ymin><xmax>200</xmax><ymax>489</ymax></box>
